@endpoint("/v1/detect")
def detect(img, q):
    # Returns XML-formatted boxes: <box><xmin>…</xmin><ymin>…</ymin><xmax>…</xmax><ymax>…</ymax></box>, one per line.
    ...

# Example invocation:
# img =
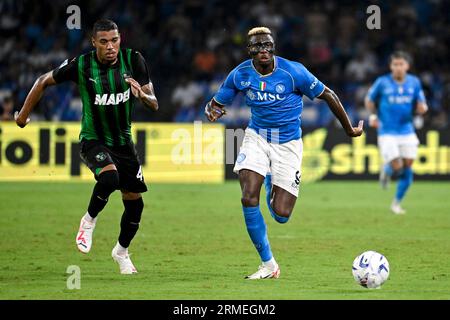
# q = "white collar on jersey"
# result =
<box><xmin>251</xmin><ymin>56</ymin><xmax>278</xmax><ymax>77</ymax></box>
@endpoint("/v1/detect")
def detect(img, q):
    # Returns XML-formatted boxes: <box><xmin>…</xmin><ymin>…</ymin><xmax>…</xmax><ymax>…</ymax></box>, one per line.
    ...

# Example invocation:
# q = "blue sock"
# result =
<box><xmin>242</xmin><ymin>205</ymin><xmax>273</xmax><ymax>262</ymax></box>
<box><xmin>395</xmin><ymin>167</ymin><xmax>413</xmax><ymax>202</ymax></box>
<box><xmin>384</xmin><ymin>163</ymin><xmax>394</xmax><ymax>177</ymax></box>
<box><xmin>264</xmin><ymin>174</ymin><xmax>290</xmax><ymax>224</ymax></box>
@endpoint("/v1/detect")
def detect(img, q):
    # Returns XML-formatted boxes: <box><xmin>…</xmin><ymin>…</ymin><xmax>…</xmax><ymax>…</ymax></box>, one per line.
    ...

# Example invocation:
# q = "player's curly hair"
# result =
<box><xmin>247</xmin><ymin>27</ymin><xmax>272</xmax><ymax>38</ymax></box>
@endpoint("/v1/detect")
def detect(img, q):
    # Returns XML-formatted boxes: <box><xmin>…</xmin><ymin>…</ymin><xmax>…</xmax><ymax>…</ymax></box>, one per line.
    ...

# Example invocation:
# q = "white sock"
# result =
<box><xmin>263</xmin><ymin>257</ymin><xmax>277</xmax><ymax>270</ymax></box>
<box><xmin>83</xmin><ymin>212</ymin><xmax>97</xmax><ymax>224</ymax></box>
<box><xmin>115</xmin><ymin>242</ymin><xmax>128</xmax><ymax>256</ymax></box>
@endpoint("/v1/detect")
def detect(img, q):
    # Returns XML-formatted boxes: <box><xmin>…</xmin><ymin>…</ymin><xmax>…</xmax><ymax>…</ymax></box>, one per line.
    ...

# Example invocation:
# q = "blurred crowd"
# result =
<box><xmin>1</xmin><ymin>0</ymin><xmax>449</xmax><ymax>129</ymax></box>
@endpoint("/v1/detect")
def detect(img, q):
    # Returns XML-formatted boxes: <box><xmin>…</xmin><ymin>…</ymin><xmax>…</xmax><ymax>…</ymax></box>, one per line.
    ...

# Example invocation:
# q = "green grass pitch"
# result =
<box><xmin>0</xmin><ymin>181</ymin><xmax>449</xmax><ymax>300</ymax></box>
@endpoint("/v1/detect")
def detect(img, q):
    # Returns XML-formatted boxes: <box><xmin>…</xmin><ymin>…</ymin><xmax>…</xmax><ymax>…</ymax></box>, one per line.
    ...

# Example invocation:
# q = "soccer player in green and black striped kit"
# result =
<box><xmin>15</xmin><ymin>19</ymin><xmax>158</xmax><ymax>274</ymax></box>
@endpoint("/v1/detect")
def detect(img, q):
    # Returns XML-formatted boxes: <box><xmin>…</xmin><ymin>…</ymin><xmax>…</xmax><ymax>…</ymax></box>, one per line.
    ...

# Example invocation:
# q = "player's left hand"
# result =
<box><xmin>125</xmin><ymin>77</ymin><xmax>145</xmax><ymax>98</ymax></box>
<box><xmin>347</xmin><ymin>120</ymin><xmax>364</xmax><ymax>137</ymax></box>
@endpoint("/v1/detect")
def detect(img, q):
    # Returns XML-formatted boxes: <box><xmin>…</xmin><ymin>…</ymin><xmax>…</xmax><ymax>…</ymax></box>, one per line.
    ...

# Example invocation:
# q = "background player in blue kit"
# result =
<box><xmin>365</xmin><ymin>51</ymin><xmax>428</xmax><ymax>215</ymax></box>
<box><xmin>205</xmin><ymin>27</ymin><xmax>364</xmax><ymax>279</ymax></box>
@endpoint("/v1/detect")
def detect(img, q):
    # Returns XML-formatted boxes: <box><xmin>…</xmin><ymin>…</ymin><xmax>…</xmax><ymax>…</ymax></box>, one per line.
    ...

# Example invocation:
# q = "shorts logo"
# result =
<box><xmin>237</xmin><ymin>153</ymin><xmax>246</xmax><ymax>164</ymax></box>
<box><xmin>275</xmin><ymin>84</ymin><xmax>285</xmax><ymax>93</ymax></box>
<box><xmin>95</xmin><ymin>152</ymin><xmax>107</xmax><ymax>162</ymax></box>
<box><xmin>291</xmin><ymin>170</ymin><xmax>301</xmax><ymax>189</ymax></box>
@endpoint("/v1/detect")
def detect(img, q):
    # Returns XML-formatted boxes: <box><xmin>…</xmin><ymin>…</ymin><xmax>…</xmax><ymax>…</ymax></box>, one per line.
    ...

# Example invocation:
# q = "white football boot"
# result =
<box><xmin>391</xmin><ymin>199</ymin><xmax>406</xmax><ymax>215</ymax></box>
<box><xmin>76</xmin><ymin>214</ymin><xmax>96</xmax><ymax>253</ymax></box>
<box><xmin>245</xmin><ymin>259</ymin><xmax>280</xmax><ymax>280</ymax></box>
<box><xmin>111</xmin><ymin>243</ymin><xmax>138</xmax><ymax>274</ymax></box>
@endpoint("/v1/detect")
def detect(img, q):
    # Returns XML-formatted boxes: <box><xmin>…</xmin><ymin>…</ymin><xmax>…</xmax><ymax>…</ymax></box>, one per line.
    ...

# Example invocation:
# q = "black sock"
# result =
<box><xmin>87</xmin><ymin>184</ymin><xmax>109</xmax><ymax>218</ymax></box>
<box><xmin>118</xmin><ymin>198</ymin><xmax>144</xmax><ymax>248</ymax></box>
<box><xmin>87</xmin><ymin>171</ymin><xmax>120</xmax><ymax>218</ymax></box>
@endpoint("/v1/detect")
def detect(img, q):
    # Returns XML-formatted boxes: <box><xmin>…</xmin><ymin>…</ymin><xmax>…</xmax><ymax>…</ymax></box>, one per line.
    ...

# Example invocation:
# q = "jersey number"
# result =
<box><xmin>136</xmin><ymin>166</ymin><xmax>143</xmax><ymax>181</ymax></box>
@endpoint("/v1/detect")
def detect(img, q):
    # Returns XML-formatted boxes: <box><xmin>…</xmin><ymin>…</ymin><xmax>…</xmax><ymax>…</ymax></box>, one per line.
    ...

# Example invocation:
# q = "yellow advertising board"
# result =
<box><xmin>0</xmin><ymin>122</ymin><xmax>224</xmax><ymax>183</ymax></box>
<box><xmin>300</xmin><ymin>128</ymin><xmax>450</xmax><ymax>182</ymax></box>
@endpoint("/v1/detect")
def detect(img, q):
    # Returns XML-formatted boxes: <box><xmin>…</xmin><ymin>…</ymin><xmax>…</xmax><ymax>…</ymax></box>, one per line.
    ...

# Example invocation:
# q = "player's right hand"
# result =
<box><xmin>347</xmin><ymin>120</ymin><xmax>364</xmax><ymax>137</ymax></box>
<box><xmin>14</xmin><ymin>111</ymin><xmax>30</xmax><ymax>128</ymax></box>
<box><xmin>205</xmin><ymin>100</ymin><xmax>226</xmax><ymax>122</ymax></box>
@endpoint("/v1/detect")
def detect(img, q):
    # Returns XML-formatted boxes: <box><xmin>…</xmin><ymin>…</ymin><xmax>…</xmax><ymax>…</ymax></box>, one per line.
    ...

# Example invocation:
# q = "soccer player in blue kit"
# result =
<box><xmin>365</xmin><ymin>51</ymin><xmax>428</xmax><ymax>214</ymax></box>
<box><xmin>205</xmin><ymin>27</ymin><xmax>364</xmax><ymax>279</ymax></box>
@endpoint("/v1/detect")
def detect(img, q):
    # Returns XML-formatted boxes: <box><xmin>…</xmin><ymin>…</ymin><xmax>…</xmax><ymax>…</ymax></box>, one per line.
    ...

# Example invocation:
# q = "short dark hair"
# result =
<box><xmin>92</xmin><ymin>19</ymin><xmax>118</xmax><ymax>36</ymax></box>
<box><xmin>390</xmin><ymin>51</ymin><xmax>412</xmax><ymax>64</ymax></box>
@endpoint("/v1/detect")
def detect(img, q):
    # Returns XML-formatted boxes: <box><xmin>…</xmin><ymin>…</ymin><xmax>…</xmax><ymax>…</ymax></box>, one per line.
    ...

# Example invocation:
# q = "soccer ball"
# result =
<box><xmin>352</xmin><ymin>251</ymin><xmax>390</xmax><ymax>289</ymax></box>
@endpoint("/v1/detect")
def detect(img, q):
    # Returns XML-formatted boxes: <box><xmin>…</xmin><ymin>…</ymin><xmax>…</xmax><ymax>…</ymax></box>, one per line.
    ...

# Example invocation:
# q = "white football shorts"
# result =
<box><xmin>378</xmin><ymin>133</ymin><xmax>419</xmax><ymax>163</ymax></box>
<box><xmin>233</xmin><ymin>128</ymin><xmax>303</xmax><ymax>197</ymax></box>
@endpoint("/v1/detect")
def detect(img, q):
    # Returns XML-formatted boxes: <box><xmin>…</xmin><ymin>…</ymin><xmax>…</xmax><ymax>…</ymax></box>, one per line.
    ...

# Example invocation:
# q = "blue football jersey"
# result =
<box><xmin>213</xmin><ymin>56</ymin><xmax>325</xmax><ymax>143</ymax></box>
<box><xmin>367</xmin><ymin>73</ymin><xmax>426</xmax><ymax>135</ymax></box>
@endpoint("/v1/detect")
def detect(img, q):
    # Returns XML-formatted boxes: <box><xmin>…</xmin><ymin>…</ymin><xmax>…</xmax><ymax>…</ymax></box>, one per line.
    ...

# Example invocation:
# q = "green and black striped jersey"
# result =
<box><xmin>52</xmin><ymin>48</ymin><xmax>150</xmax><ymax>147</ymax></box>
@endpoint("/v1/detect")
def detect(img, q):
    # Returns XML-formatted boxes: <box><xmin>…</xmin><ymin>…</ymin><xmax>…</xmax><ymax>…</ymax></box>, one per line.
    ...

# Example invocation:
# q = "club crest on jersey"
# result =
<box><xmin>275</xmin><ymin>84</ymin><xmax>285</xmax><ymax>93</ymax></box>
<box><xmin>94</xmin><ymin>88</ymin><xmax>130</xmax><ymax>106</ymax></box>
